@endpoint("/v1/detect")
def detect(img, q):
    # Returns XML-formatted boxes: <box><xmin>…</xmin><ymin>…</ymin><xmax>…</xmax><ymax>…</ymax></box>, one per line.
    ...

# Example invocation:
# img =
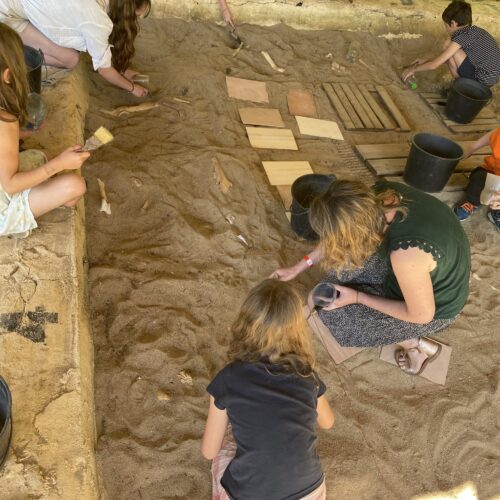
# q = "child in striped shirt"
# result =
<box><xmin>402</xmin><ymin>1</ymin><xmax>500</xmax><ymax>88</ymax></box>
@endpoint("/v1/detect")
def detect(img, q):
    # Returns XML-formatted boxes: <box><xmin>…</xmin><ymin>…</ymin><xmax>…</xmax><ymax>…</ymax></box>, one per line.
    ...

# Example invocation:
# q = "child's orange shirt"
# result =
<box><xmin>483</xmin><ymin>128</ymin><xmax>500</xmax><ymax>175</ymax></box>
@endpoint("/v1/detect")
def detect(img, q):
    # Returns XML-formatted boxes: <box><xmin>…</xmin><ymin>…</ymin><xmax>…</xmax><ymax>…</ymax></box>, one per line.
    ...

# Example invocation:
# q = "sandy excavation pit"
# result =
<box><xmin>83</xmin><ymin>17</ymin><xmax>500</xmax><ymax>499</ymax></box>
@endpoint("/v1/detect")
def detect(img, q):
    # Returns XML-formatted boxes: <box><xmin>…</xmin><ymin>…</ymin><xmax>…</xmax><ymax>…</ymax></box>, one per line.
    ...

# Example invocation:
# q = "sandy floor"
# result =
<box><xmin>83</xmin><ymin>19</ymin><xmax>500</xmax><ymax>499</ymax></box>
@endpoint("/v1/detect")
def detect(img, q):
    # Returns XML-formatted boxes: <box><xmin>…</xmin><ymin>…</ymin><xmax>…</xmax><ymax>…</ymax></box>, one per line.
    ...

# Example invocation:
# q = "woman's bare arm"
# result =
<box><xmin>270</xmin><ymin>245</ymin><xmax>323</xmax><ymax>281</ymax></box>
<box><xmin>327</xmin><ymin>247</ymin><xmax>436</xmax><ymax>324</ymax></box>
<box><xmin>360</xmin><ymin>247</ymin><xmax>435</xmax><ymax>323</ymax></box>
<box><xmin>97</xmin><ymin>66</ymin><xmax>148</xmax><ymax>97</ymax></box>
<box><xmin>402</xmin><ymin>41</ymin><xmax>461</xmax><ymax>80</ymax></box>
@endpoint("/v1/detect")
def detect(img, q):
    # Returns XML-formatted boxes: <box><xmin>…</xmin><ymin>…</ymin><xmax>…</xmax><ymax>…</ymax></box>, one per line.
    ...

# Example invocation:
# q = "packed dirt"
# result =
<box><xmin>83</xmin><ymin>18</ymin><xmax>500</xmax><ymax>499</ymax></box>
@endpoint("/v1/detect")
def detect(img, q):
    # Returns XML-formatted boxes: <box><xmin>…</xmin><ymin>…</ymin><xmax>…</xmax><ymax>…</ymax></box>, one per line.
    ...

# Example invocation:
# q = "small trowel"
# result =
<box><xmin>229</xmin><ymin>26</ymin><xmax>242</xmax><ymax>47</ymax></box>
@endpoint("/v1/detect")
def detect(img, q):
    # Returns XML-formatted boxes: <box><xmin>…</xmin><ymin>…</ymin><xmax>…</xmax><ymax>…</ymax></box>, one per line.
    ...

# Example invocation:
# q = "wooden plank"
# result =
<box><xmin>287</xmin><ymin>89</ymin><xmax>317</xmax><ymax>117</ymax></box>
<box><xmin>322</xmin><ymin>83</ymin><xmax>355</xmax><ymax>129</ymax></box>
<box><xmin>450</xmin><ymin>124</ymin><xmax>500</xmax><ymax>133</ymax></box>
<box><xmin>384</xmin><ymin>173</ymin><xmax>469</xmax><ymax>192</ymax></box>
<box><xmin>431</xmin><ymin>190</ymin><xmax>464</xmax><ymax>206</ymax></box>
<box><xmin>356</xmin><ymin>142</ymin><xmax>491</xmax><ymax>160</ymax></box>
<box><xmin>420</xmin><ymin>92</ymin><xmax>441</xmax><ymax>98</ymax></box>
<box><xmin>331</xmin><ymin>83</ymin><xmax>364</xmax><ymax>129</ymax></box>
<box><xmin>246</xmin><ymin>127</ymin><xmax>298</xmax><ymax>150</ymax></box>
<box><xmin>367</xmin><ymin>156</ymin><xmax>486</xmax><ymax>176</ymax></box>
<box><xmin>351</xmin><ymin>85</ymin><xmax>384</xmax><ymax>129</ymax></box>
<box><xmin>444</xmin><ymin>118</ymin><xmax>498</xmax><ymax>125</ymax></box>
<box><xmin>366</xmin><ymin>158</ymin><xmax>408</xmax><ymax>176</ymax></box>
<box><xmin>340</xmin><ymin>83</ymin><xmax>376</xmax><ymax>128</ymax></box>
<box><xmin>238</xmin><ymin>108</ymin><xmax>285</xmax><ymax>128</ymax></box>
<box><xmin>358</xmin><ymin>84</ymin><xmax>394</xmax><ymax>129</ymax></box>
<box><xmin>430</xmin><ymin>102</ymin><xmax>496</xmax><ymax>119</ymax></box>
<box><xmin>226</xmin><ymin>76</ymin><xmax>269</xmax><ymax>103</ymax></box>
<box><xmin>376</xmin><ymin>86</ymin><xmax>411</xmax><ymax>131</ymax></box>
<box><xmin>295</xmin><ymin>116</ymin><xmax>344</xmax><ymax>140</ymax></box>
<box><xmin>276</xmin><ymin>185</ymin><xmax>292</xmax><ymax>209</ymax></box>
<box><xmin>305</xmin><ymin>306</ymin><xmax>363</xmax><ymax>365</ymax></box>
<box><xmin>262</xmin><ymin>161</ymin><xmax>313</xmax><ymax>185</ymax></box>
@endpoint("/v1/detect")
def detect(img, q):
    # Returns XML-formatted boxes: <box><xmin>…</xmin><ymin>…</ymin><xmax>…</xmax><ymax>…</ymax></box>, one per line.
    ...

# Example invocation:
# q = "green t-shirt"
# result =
<box><xmin>376</xmin><ymin>181</ymin><xmax>471</xmax><ymax>319</ymax></box>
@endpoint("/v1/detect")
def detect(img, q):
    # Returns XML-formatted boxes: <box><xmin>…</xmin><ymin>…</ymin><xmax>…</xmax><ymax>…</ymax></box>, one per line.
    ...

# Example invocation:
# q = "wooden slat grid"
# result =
<box><xmin>419</xmin><ymin>92</ymin><xmax>499</xmax><ymax>134</ymax></box>
<box><xmin>354</xmin><ymin>141</ymin><xmax>493</xmax><ymax>195</ymax></box>
<box><xmin>323</xmin><ymin>83</ymin><xmax>410</xmax><ymax>131</ymax></box>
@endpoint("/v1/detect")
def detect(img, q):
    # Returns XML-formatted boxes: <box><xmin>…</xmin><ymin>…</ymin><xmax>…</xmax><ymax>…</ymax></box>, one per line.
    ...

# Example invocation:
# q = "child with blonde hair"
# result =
<box><xmin>201</xmin><ymin>279</ymin><xmax>334</xmax><ymax>500</ymax></box>
<box><xmin>0</xmin><ymin>23</ymin><xmax>89</xmax><ymax>238</ymax></box>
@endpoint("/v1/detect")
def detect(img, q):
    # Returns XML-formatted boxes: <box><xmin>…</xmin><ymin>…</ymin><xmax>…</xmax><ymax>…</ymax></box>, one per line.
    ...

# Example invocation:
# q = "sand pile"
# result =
<box><xmin>83</xmin><ymin>18</ymin><xmax>500</xmax><ymax>499</ymax></box>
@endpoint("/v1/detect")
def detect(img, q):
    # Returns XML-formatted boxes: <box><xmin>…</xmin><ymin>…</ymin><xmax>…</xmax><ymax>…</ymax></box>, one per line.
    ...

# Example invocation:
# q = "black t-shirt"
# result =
<box><xmin>207</xmin><ymin>361</ymin><xmax>326</xmax><ymax>500</ymax></box>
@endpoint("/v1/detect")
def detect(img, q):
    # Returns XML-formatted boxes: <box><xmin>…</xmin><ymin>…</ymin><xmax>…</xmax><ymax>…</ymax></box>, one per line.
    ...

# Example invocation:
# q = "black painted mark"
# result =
<box><xmin>0</xmin><ymin>307</ymin><xmax>58</xmax><ymax>343</ymax></box>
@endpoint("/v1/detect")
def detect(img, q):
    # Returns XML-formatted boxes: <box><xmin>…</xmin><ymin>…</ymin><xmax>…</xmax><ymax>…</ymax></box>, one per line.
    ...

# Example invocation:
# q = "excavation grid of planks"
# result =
<box><xmin>323</xmin><ymin>82</ymin><xmax>410</xmax><ymax>131</ymax></box>
<box><xmin>419</xmin><ymin>92</ymin><xmax>500</xmax><ymax>134</ymax></box>
<box><xmin>225</xmin><ymin>76</ymin><xmax>348</xmax><ymax>221</ymax></box>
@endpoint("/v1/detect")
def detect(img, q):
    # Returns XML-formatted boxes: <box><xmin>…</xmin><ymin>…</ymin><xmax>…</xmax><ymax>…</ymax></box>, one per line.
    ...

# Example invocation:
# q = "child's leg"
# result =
<box><xmin>442</xmin><ymin>38</ymin><xmax>467</xmax><ymax>79</ymax></box>
<box><xmin>211</xmin><ymin>425</ymin><xmax>237</xmax><ymax>500</ymax></box>
<box><xmin>28</xmin><ymin>174</ymin><xmax>86</xmax><ymax>217</ymax></box>
<box><xmin>465</xmin><ymin>167</ymin><xmax>488</xmax><ymax>206</ymax></box>
<box><xmin>19</xmin><ymin>23</ymin><xmax>80</xmax><ymax>69</ymax></box>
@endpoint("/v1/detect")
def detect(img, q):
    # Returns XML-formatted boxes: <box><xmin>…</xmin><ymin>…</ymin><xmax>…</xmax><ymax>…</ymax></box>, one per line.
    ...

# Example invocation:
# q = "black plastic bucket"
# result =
<box><xmin>403</xmin><ymin>133</ymin><xmax>463</xmax><ymax>192</ymax></box>
<box><xmin>24</xmin><ymin>46</ymin><xmax>43</xmax><ymax>94</ymax></box>
<box><xmin>0</xmin><ymin>376</ymin><xmax>12</xmax><ymax>469</ymax></box>
<box><xmin>291</xmin><ymin>174</ymin><xmax>335</xmax><ymax>240</ymax></box>
<box><xmin>445</xmin><ymin>78</ymin><xmax>492</xmax><ymax>124</ymax></box>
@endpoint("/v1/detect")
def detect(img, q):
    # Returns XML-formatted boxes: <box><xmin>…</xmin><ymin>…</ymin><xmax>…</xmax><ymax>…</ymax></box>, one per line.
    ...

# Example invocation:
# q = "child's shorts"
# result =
<box><xmin>457</xmin><ymin>57</ymin><xmax>476</xmax><ymax>80</ymax></box>
<box><xmin>0</xmin><ymin>150</ymin><xmax>46</xmax><ymax>237</ymax></box>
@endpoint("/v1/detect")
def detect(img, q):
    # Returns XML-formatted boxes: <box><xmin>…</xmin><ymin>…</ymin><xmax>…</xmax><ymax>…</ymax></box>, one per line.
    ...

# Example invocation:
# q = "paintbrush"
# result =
<box><xmin>82</xmin><ymin>126</ymin><xmax>114</xmax><ymax>152</ymax></box>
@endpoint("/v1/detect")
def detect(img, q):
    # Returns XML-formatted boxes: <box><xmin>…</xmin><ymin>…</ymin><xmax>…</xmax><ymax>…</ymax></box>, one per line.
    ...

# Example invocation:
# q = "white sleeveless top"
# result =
<box><xmin>0</xmin><ymin>0</ymin><xmax>113</xmax><ymax>70</ymax></box>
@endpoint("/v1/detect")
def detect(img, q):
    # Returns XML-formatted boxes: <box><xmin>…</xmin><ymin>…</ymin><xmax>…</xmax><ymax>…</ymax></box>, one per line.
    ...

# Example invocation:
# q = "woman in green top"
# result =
<box><xmin>271</xmin><ymin>179</ymin><xmax>471</xmax><ymax>375</ymax></box>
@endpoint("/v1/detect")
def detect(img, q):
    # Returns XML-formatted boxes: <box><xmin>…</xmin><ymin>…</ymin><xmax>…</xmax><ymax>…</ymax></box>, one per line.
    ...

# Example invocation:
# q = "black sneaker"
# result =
<box><xmin>487</xmin><ymin>210</ymin><xmax>500</xmax><ymax>231</ymax></box>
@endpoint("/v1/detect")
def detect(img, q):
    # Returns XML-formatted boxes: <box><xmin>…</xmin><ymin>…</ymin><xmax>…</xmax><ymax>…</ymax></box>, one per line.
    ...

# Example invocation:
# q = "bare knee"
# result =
<box><xmin>64</xmin><ymin>50</ymin><xmax>80</xmax><ymax>69</ymax></box>
<box><xmin>61</xmin><ymin>174</ymin><xmax>86</xmax><ymax>201</ymax></box>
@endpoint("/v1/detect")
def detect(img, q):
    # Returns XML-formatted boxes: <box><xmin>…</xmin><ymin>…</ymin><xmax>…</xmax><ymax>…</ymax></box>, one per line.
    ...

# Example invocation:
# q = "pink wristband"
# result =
<box><xmin>304</xmin><ymin>255</ymin><xmax>313</xmax><ymax>268</ymax></box>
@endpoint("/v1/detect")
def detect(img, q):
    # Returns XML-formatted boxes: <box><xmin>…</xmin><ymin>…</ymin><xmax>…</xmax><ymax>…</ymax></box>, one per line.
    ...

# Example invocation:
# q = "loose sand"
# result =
<box><xmin>83</xmin><ymin>18</ymin><xmax>500</xmax><ymax>499</ymax></box>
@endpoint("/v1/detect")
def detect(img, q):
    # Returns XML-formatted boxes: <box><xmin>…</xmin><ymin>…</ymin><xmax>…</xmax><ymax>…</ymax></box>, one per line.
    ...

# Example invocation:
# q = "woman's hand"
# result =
<box><xmin>123</xmin><ymin>68</ymin><xmax>139</xmax><ymax>80</ymax></box>
<box><xmin>131</xmin><ymin>83</ymin><xmax>148</xmax><ymax>98</ymax></box>
<box><xmin>269</xmin><ymin>264</ymin><xmax>301</xmax><ymax>282</ymax></box>
<box><xmin>401</xmin><ymin>67</ymin><xmax>416</xmax><ymax>82</ymax></box>
<box><xmin>489</xmin><ymin>191</ymin><xmax>500</xmax><ymax>210</ymax></box>
<box><xmin>53</xmin><ymin>146</ymin><xmax>91</xmax><ymax>171</ymax></box>
<box><xmin>322</xmin><ymin>284</ymin><xmax>358</xmax><ymax>310</ymax></box>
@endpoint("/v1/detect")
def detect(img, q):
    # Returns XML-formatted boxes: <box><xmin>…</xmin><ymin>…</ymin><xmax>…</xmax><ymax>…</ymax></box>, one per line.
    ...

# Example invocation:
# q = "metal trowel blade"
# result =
<box><xmin>230</xmin><ymin>28</ymin><xmax>242</xmax><ymax>46</ymax></box>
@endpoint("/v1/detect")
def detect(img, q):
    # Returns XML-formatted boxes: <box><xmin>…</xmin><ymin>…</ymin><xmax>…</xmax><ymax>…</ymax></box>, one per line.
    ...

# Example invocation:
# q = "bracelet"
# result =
<box><xmin>128</xmin><ymin>82</ymin><xmax>135</xmax><ymax>93</ymax></box>
<box><xmin>303</xmin><ymin>255</ymin><xmax>313</xmax><ymax>268</ymax></box>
